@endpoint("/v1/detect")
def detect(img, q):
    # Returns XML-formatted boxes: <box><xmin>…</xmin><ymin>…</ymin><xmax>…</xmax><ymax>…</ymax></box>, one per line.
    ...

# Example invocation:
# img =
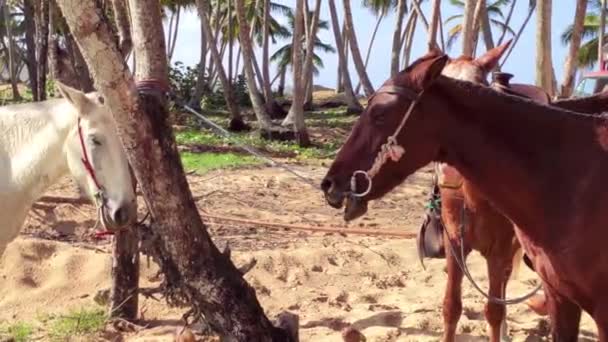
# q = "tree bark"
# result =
<box><xmin>328</xmin><ymin>0</ymin><xmax>362</xmax><ymax>114</ymax></box>
<box><xmin>427</xmin><ymin>0</ymin><xmax>441</xmax><ymax>51</ymax></box>
<box><xmin>480</xmin><ymin>1</ymin><xmax>494</xmax><ymax>51</ymax></box>
<box><xmin>335</xmin><ymin>24</ymin><xmax>346</xmax><ymax>93</ymax></box>
<box><xmin>168</xmin><ymin>5</ymin><xmax>180</xmax><ymax>62</ymax></box>
<box><xmin>188</xmin><ymin>12</ymin><xmax>209</xmax><ymax>109</ymax></box>
<box><xmin>128</xmin><ymin>0</ymin><xmax>167</xmax><ymax>83</ymax></box>
<box><xmin>55</xmin><ymin>0</ymin><xmax>298</xmax><ymax>339</ymax></box>
<box><xmin>461</xmin><ymin>0</ymin><xmax>476</xmax><ymax>56</ymax></box>
<box><xmin>278</xmin><ymin>67</ymin><xmax>286</xmax><ymax>97</ymax></box>
<box><xmin>4</xmin><ymin>4</ymin><xmax>21</xmax><ymax>100</ymax></box>
<box><xmin>111</xmin><ymin>0</ymin><xmax>132</xmax><ymax>58</ymax></box>
<box><xmin>410</xmin><ymin>0</ymin><xmax>429</xmax><ymax>30</ymax></box>
<box><xmin>24</xmin><ymin>0</ymin><xmax>39</xmax><ymax>100</ymax></box>
<box><xmin>197</xmin><ymin>0</ymin><xmax>248</xmax><ymax>131</ymax></box>
<box><xmin>342</xmin><ymin>0</ymin><xmax>374</xmax><ymax>96</ymax></box>
<box><xmin>35</xmin><ymin>0</ymin><xmax>49</xmax><ymax>100</ymax></box>
<box><xmin>391</xmin><ymin>0</ymin><xmax>407</xmax><ymax>76</ymax></box>
<box><xmin>286</xmin><ymin>0</ymin><xmax>310</xmax><ymax>146</ymax></box>
<box><xmin>235</xmin><ymin>0</ymin><xmax>274</xmax><ymax>130</ymax></box>
<box><xmin>403</xmin><ymin>12</ymin><xmax>418</xmax><ymax>68</ymax></box>
<box><xmin>561</xmin><ymin>0</ymin><xmax>586</xmax><ymax>97</ymax></box>
<box><xmin>262</xmin><ymin>0</ymin><xmax>285</xmax><ymax>118</ymax></box>
<box><xmin>600</xmin><ymin>0</ymin><xmax>606</xmax><ymax>69</ymax></box>
<box><xmin>535</xmin><ymin>0</ymin><xmax>555</xmax><ymax>95</ymax></box>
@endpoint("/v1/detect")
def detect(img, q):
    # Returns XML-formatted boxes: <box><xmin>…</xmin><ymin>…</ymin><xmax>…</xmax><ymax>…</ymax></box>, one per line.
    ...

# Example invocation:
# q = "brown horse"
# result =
<box><xmin>321</xmin><ymin>52</ymin><xmax>608</xmax><ymax>340</ymax></box>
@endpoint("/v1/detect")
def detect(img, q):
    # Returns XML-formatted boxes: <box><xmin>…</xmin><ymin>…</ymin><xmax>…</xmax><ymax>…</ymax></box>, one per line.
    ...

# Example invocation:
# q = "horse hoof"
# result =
<box><xmin>525</xmin><ymin>293</ymin><xmax>548</xmax><ymax>316</ymax></box>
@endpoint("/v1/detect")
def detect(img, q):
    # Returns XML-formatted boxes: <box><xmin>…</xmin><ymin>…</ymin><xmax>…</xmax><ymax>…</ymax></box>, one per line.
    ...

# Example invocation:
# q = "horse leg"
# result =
<box><xmin>545</xmin><ymin>286</ymin><xmax>581</xmax><ymax>341</ymax></box>
<box><xmin>485</xmin><ymin>255</ymin><xmax>511</xmax><ymax>342</ymax></box>
<box><xmin>442</xmin><ymin>233</ymin><xmax>468</xmax><ymax>342</ymax></box>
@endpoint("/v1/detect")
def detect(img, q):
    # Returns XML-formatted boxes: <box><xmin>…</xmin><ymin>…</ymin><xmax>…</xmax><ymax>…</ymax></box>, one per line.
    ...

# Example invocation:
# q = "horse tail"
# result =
<box><xmin>510</xmin><ymin>246</ymin><xmax>524</xmax><ymax>281</ymax></box>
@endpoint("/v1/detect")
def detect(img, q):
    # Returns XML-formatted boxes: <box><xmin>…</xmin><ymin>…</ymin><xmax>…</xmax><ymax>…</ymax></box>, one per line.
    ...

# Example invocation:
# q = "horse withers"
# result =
<box><xmin>0</xmin><ymin>81</ymin><xmax>137</xmax><ymax>256</ymax></box>
<box><xmin>322</xmin><ymin>52</ymin><xmax>608</xmax><ymax>340</ymax></box>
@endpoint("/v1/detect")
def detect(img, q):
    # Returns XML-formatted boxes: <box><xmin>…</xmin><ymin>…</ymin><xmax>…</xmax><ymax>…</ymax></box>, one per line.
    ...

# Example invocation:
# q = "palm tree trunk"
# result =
<box><xmin>278</xmin><ymin>67</ymin><xmax>286</xmax><ymax>97</ymax></box>
<box><xmin>500</xmin><ymin>1</ymin><xmax>535</xmax><ymax>68</ymax></box>
<box><xmin>262</xmin><ymin>0</ymin><xmax>284</xmax><ymax>117</ymax></box>
<box><xmin>561</xmin><ymin>0</ymin><xmax>587</xmax><ymax>97</ymax></box>
<box><xmin>35</xmin><ymin>0</ymin><xmax>49</xmax><ymax>100</ymax></box>
<box><xmin>227</xmin><ymin>0</ymin><xmax>233</xmax><ymax>86</ymax></box>
<box><xmin>480</xmin><ymin>2</ymin><xmax>494</xmax><ymax>52</ymax></box>
<box><xmin>599</xmin><ymin>0</ymin><xmax>606</xmax><ymax>69</ymax></box>
<box><xmin>355</xmin><ymin>14</ymin><xmax>383</xmax><ymax>94</ymax></box>
<box><xmin>4</xmin><ymin>4</ymin><xmax>21</xmax><ymax>100</ymax></box>
<box><xmin>461</xmin><ymin>0</ymin><xmax>476</xmax><ymax>56</ymax></box>
<box><xmin>287</xmin><ymin>0</ymin><xmax>310</xmax><ymax>146</ymax></box>
<box><xmin>427</xmin><ymin>0</ymin><xmax>441</xmax><ymax>50</ymax></box>
<box><xmin>24</xmin><ymin>0</ymin><xmax>38</xmax><ymax>100</ymax></box>
<box><xmin>391</xmin><ymin>0</ymin><xmax>407</xmax><ymax>76</ymax></box>
<box><xmin>235</xmin><ymin>0</ymin><xmax>273</xmax><ymax>129</ymax></box>
<box><xmin>111</xmin><ymin>0</ymin><xmax>132</xmax><ymax>57</ymax></box>
<box><xmin>342</xmin><ymin>0</ymin><xmax>374</xmax><ymax>96</ymax></box>
<box><xmin>497</xmin><ymin>0</ymin><xmax>516</xmax><ymax>46</ymax></box>
<box><xmin>535</xmin><ymin>0</ymin><xmax>556</xmax><ymax>95</ymax></box>
<box><xmin>403</xmin><ymin>12</ymin><xmax>418</xmax><ymax>67</ymax></box>
<box><xmin>470</xmin><ymin>0</ymin><xmax>485</xmax><ymax>56</ymax></box>
<box><xmin>168</xmin><ymin>5</ymin><xmax>180</xmax><ymax>61</ymax></box>
<box><xmin>410</xmin><ymin>0</ymin><xmax>429</xmax><ymax>30</ymax></box>
<box><xmin>234</xmin><ymin>45</ymin><xmax>241</xmax><ymax>81</ymax></box>
<box><xmin>198</xmin><ymin>0</ymin><xmax>247</xmax><ymax>131</ymax></box>
<box><xmin>438</xmin><ymin>3</ymin><xmax>445</xmax><ymax>50</ymax></box>
<box><xmin>336</xmin><ymin>25</ymin><xmax>347</xmax><ymax>93</ymax></box>
<box><xmin>189</xmin><ymin>7</ymin><xmax>209</xmax><ymax>109</ymax></box>
<box><xmin>328</xmin><ymin>0</ymin><xmax>362</xmax><ymax>113</ymax></box>
<box><xmin>166</xmin><ymin>10</ymin><xmax>174</xmax><ymax>55</ymax></box>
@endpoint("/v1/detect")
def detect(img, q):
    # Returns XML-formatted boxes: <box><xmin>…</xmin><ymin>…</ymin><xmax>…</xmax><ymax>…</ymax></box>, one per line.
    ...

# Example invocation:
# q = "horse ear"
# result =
<box><xmin>422</xmin><ymin>55</ymin><xmax>449</xmax><ymax>89</ymax></box>
<box><xmin>475</xmin><ymin>39</ymin><xmax>512</xmax><ymax>72</ymax></box>
<box><xmin>56</xmin><ymin>81</ymin><xmax>94</xmax><ymax>115</ymax></box>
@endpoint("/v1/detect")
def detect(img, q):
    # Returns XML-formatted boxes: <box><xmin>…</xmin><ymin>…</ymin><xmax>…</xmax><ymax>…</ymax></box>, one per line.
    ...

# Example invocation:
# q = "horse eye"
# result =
<box><xmin>91</xmin><ymin>137</ymin><xmax>102</xmax><ymax>146</ymax></box>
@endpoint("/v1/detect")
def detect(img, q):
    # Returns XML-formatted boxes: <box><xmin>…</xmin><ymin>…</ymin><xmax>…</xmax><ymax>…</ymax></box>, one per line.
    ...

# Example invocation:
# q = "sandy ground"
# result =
<box><xmin>0</xmin><ymin>165</ymin><xmax>599</xmax><ymax>341</ymax></box>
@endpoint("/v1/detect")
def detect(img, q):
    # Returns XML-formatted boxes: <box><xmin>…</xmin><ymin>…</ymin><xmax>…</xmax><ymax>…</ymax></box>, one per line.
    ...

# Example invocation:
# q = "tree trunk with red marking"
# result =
<box><xmin>54</xmin><ymin>0</ymin><xmax>298</xmax><ymax>338</ymax></box>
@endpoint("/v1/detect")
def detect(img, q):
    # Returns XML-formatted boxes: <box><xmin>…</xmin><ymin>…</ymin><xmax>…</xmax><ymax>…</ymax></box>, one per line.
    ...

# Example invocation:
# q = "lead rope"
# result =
<box><xmin>444</xmin><ymin>205</ymin><xmax>542</xmax><ymax>305</ymax></box>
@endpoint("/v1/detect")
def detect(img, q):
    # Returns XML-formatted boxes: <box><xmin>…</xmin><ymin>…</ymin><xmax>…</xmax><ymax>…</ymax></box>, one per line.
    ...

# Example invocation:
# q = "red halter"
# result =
<box><xmin>77</xmin><ymin>117</ymin><xmax>103</xmax><ymax>192</ymax></box>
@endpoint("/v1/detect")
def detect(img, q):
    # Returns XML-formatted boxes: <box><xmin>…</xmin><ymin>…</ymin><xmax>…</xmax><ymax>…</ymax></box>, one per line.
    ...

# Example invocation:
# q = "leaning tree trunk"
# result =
<box><xmin>262</xmin><ymin>0</ymin><xmax>285</xmax><ymax>118</ymax></box>
<box><xmin>188</xmin><ymin>2</ymin><xmax>209</xmax><ymax>109</ymax></box>
<box><xmin>427</xmin><ymin>0</ymin><xmax>441</xmax><ymax>50</ymax></box>
<box><xmin>197</xmin><ymin>0</ymin><xmax>248</xmax><ymax>131</ymax></box>
<box><xmin>499</xmin><ymin>1</ymin><xmax>535</xmax><ymax>68</ymax></box>
<box><xmin>342</xmin><ymin>0</ymin><xmax>374</xmax><ymax>96</ymax></box>
<box><xmin>335</xmin><ymin>24</ymin><xmax>346</xmax><ymax>93</ymax></box>
<box><xmin>328</xmin><ymin>0</ymin><xmax>362</xmax><ymax>114</ymax></box>
<box><xmin>24</xmin><ymin>0</ymin><xmax>39</xmax><ymax>100</ymax></box>
<box><xmin>355</xmin><ymin>14</ymin><xmax>383</xmax><ymax>94</ymax></box>
<box><xmin>497</xmin><ymin>0</ymin><xmax>516</xmax><ymax>46</ymax></box>
<box><xmin>286</xmin><ymin>0</ymin><xmax>310</xmax><ymax>146</ymax></box>
<box><xmin>461</xmin><ymin>0</ymin><xmax>476</xmax><ymax>56</ymax></box>
<box><xmin>55</xmin><ymin>0</ymin><xmax>299</xmax><ymax>339</ymax></box>
<box><xmin>535</xmin><ymin>0</ymin><xmax>556</xmax><ymax>96</ymax></box>
<box><xmin>111</xmin><ymin>0</ymin><xmax>133</xmax><ymax>57</ymax></box>
<box><xmin>560</xmin><ymin>0</ymin><xmax>587</xmax><ymax>97</ymax></box>
<box><xmin>403</xmin><ymin>11</ymin><xmax>418</xmax><ymax>67</ymax></box>
<box><xmin>235</xmin><ymin>0</ymin><xmax>276</xmax><ymax>133</ymax></box>
<box><xmin>391</xmin><ymin>0</ymin><xmax>407</xmax><ymax>76</ymax></box>
<box><xmin>480</xmin><ymin>2</ymin><xmax>494</xmax><ymax>52</ymax></box>
<box><xmin>35</xmin><ymin>0</ymin><xmax>49</xmax><ymax>100</ymax></box>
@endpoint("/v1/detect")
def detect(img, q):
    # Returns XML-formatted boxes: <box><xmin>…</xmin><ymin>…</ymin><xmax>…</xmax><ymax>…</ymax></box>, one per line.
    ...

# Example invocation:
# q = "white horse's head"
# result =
<box><xmin>57</xmin><ymin>82</ymin><xmax>137</xmax><ymax>230</ymax></box>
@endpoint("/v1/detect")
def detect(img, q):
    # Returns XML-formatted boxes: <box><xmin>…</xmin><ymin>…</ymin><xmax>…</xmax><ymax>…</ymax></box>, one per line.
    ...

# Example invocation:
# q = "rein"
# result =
<box><xmin>77</xmin><ymin>117</ymin><xmax>105</xmax><ymax>206</ymax></box>
<box><xmin>349</xmin><ymin>85</ymin><xmax>424</xmax><ymax>197</ymax></box>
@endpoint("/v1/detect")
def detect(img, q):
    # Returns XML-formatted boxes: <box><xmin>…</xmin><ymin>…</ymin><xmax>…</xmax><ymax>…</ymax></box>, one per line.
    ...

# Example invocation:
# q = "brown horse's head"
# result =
<box><xmin>321</xmin><ymin>51</ymin><xmax>450</xmax><ymax>221</ymax></box>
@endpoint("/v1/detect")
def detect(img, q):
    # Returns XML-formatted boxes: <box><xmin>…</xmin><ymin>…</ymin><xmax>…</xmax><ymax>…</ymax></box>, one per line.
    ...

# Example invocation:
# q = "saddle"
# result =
<box><xmin>416</xmin><ymin>72</ymin><xmax>549</xmax><ymax>266</ymax></box>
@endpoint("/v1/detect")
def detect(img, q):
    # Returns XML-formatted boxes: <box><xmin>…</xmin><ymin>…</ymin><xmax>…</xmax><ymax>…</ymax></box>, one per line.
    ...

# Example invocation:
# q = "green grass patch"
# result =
<box><xmin>47</xmin><ymin>308</ymin><xmax>106</xmax><ymax>341</ymax></box>
<box><xmin>0</xmin><ymin>322</ymin><xmax>34</xmax><ymax>342</ymax></box>
<box><xmin>181</xmin><ymin>152</ymin><xmax>261</xmax><ymax>173</ymax></box>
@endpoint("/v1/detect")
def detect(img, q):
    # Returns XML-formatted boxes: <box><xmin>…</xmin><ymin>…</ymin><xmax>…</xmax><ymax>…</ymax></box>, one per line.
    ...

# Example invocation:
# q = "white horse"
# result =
<box><xmin>0</xmin><ymin>81</ymin><xmax>137</xmax><ymax>256</ymax></box>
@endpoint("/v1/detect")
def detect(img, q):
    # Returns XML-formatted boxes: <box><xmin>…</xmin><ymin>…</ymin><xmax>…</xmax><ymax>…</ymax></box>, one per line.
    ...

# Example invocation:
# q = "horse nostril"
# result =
<box><xmin>321</xmin><ymin>177</ymin><xmax>333</xmax><ymax>193</ymax></box>
<box><xmin>112</xmin><ymin>206</ymin><xmax>130</xmax><ymax>226</ymax></box>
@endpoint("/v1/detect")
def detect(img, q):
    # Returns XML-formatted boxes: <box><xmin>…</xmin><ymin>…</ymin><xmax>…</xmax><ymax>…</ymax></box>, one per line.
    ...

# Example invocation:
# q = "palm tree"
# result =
<box><xmin>288</xmin><ymin>0</ymin><xmax>310</xmax><ymax>146</ymax></box>
<box><xmin>536</xmin><ymin>0</ymin><xmax>555</xmax><ymax>95</ymax></box>
<box><xmin>328</xmin><ymin>0</ymin><xmax>362</xmax><ymax>113</ymax></box>
<box><xmin>444</xmin><ymin>0</ymin><xmax>516</xmax><ymax>54</ymax></box>
<box><xmin>561</xmin><ymin>1</ymin><xmax>606</xmax><ymax>68</ymax></box>
<box><xmin>390</xmin><ymin>0</ymin><xmax>406</xmax><ymax>76</ymax></box>
<box><xmin>560</xmin><ymin>0</ymin><xmax>588</xmax><ymax>97</ymax></box>
<box><xmin>343</xmin><ymin>0</ymin><xmax>374</xmax><ymax>96</ymax></box>
<box><xmin>269</xmin><ymin>10</ymin><xmax>334</xmax><ymax>85</ymax></box>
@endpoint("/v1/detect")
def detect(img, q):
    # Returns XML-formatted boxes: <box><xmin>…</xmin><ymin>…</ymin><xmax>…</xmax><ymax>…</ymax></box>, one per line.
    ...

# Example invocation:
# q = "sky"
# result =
<box><xmin>167</xmin><ymin>1</ymin><xmax>579</xmax><ymax>91</ymax></box>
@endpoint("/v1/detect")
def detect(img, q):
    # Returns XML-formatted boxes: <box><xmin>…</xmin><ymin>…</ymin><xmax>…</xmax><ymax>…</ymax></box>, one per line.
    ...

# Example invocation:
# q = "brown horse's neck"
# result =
<box><xmin>429</xmin><ymin>76</ymin><xmax>608</xmax><ymax>241</ymax></box>
<box><xmin>553</xmin><ymin>90</ymin><xmax>608</xmax><ymax>114</ymax></box>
